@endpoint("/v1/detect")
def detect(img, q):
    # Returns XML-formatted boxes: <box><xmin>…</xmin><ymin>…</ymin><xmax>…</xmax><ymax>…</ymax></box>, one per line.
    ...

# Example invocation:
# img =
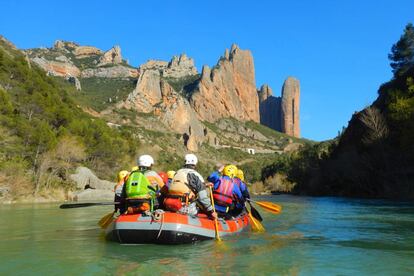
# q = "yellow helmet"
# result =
<box><xmin>236</xmin><ymin>169</ymin><xmax>245</xmax><ymax>181</ymax></box>
<box><xmin>117</xmin><ymin>170</ymin><xmax>129</xmax><ymax>182</ymax></box>
<box><xmin>167</xmin><ymin>170</ymin><xmax>176</xmax><ymax>179</ymax></box>
<box><xmin>223</xmin><ymin>165</ymin><xmax>238</xmax><ymax>178</ymax></box>
<box><xmin>131</xmin><ymin>166</ymin><xmax>139</xmax><ymax>171</ymax></box>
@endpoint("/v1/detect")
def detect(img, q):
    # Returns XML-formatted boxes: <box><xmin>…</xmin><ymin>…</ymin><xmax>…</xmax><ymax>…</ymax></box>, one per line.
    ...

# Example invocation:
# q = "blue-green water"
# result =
<box><xmin>1</xmin><ymin>195</ymin><xmax>413</xmax><ymax>275</ymax></box>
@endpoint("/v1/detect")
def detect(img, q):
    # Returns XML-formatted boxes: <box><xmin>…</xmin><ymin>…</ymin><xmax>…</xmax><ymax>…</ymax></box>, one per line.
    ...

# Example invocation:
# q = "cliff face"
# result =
<box><xmin>190</xmin><ymin>44</ymin><xmax>260</xmax><ymax>123</ymax></box>
<box><xmin>257</xmin><ymin>79</ymin><xmax>300</xmax><ymax>138</ymax></box>
<box><xmin>258</xmin><ymin>84</ymin><xmax>282</xmax><ymax>131</ymax></box>
<box><xmin>31</xmin><ymin>56</ymin><xmax>81</xmax><ymax>77</ymax></box>
<box><xmin>122</xmin><ymin>54</ymin><xmax>199</xmax><ymax>113</ymax></box>
<box><xmin>120</xmin><ymin>44</ymin><xmax>301</xmax><ymax>141</ymax></box>
<box><xmin>25</xmin><ymin>40</ymin><xmax>136</xmax><ymax>79</ymax></box>
<box><xmin>120</xmin><ymin>56</ymin><xmax>205</xmax><ymax>151</ymax></box>
<box><xmin>27</xmin><ymin>39</ymin><xmax>302</xmax><ymax>142</ymax></box>
<box><xmin>281</xmin><ymin>77</ymin><xmax>300</xmax><ymax>137</ymax></box>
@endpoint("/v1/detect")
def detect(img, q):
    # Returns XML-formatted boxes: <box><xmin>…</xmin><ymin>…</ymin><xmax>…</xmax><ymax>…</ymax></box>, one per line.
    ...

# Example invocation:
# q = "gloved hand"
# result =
<box><xmin>210</xmin><ymin>211</ymin><xmax>218</xmax><ymax>220</ymax></box>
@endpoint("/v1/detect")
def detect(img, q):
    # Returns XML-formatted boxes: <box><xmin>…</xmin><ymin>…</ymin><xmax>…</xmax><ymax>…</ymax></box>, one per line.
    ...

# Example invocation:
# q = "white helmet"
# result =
<box><xmin>138</xmin><ymin>155</ymin><xmax>154</xmax><ymax>167</ymax></box>
<box><xmin>185</xmin><ymin>153</ymin><xmax>198</xmax><ymax>165</ymax></box>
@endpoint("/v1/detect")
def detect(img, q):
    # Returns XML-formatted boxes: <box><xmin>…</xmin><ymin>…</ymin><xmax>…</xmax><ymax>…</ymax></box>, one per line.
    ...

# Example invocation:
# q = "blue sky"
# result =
<box><xmin>1</xmin><ymin>0</ymin><xmax>413</xmax><ymax>141</ymax></box>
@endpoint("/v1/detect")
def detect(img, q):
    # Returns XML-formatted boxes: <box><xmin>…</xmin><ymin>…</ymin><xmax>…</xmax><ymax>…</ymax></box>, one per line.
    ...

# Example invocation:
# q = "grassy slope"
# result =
<box><xmin>72</xmin><ymin>77</ymin><xmax>136</xmax><ymax>111</ymax></box>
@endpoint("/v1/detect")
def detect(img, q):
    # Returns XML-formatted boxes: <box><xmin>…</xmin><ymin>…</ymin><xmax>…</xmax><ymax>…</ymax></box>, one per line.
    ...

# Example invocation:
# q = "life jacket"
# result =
<box><xmin>125</xmin><ymin>171</ymin><xmax>154</xmax><ymax>199</ymax></box>
<box><xmin>165</xmin><ymin>170</ymin><xmax>196</xmax><ymax>211</ymax></box>
<box><xmin>168</xmin><ymin>170</ymin><xmax>195</xmax><ymax>198</ymax></box>
<box><xmin>213</xmin><ymin>177</ymin><xmax>235</xmax><ymax>208</ymax></box>
<box><xmin>144</xmin><ymin>170</ymin><xmax>165</xmax><ymax>190</ymax></box>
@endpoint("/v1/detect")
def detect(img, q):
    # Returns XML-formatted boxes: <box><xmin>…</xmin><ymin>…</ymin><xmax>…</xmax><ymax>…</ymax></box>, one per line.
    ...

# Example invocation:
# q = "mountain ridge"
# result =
<box><xmin>23</xmin><ymin>39</ymin><xmax>302</xmax><ymax>144</ymax></box>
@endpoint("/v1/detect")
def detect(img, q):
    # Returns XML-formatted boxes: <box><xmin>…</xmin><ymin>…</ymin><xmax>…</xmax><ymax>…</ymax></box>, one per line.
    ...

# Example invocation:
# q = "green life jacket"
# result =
<box><xmin>125</xmin><ymin>171</ymin><xmax>154</xmax><ymax>199</ymax></box>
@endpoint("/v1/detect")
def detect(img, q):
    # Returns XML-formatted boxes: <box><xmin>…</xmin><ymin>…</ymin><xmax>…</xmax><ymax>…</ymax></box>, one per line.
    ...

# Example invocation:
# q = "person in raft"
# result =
<box><xmin>231</xmin><ymin>168</ymin><xmax>250</xmax><ymax>216</ymax></box>
<box><xmin>136</xmin><ymin>155</ymin><xmax>165</xmax><ymax>194</ymax></box>
<box><xmin>164</xmin><ymin>154</ymin><xmax>218</xmax><ymax>219</ymax></box>
<box><xmin>114</xmin><ymin>170</ymin><xmax>129</xmax><ymax>214</ymax></box>
<box><xmin>166</xmin><ymin>170</ymin><xmax>176</xmax><ymax>188</ymax></box>
<box><xmin>120</xmin><ymin>155</ymin><xmax>162</xmax><ymax>214</ymax></box>
<box><xmin>207</xmin><ymin>164</ymin><xmax>243</xmax><ymax>218</ymax></box>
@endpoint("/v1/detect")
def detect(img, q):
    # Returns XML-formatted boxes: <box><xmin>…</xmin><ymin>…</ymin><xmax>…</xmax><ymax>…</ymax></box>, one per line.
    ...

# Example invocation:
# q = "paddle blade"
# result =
<box><xmin>98</xmin><ymin>211</ymin><xmax>115</xmax><ymax>229</ymax></box>
<box><xmin>214</xmin><ymin>219</ymin><xmax>222</xmax><ymax>243</ymax></box>
<box><xmin>249</xmin><ymin>204</ymin><xmax>263</xmax><ymax>222</ymax></box>
<box><xmin>248</xmin><ymin>211</ymin><xmax>265</xmax><ymax>232</ymax></box>
<box><xmin>255</xmin><ymin>201</ymin><xmax>282</xmax><ymax>214</ymax></box>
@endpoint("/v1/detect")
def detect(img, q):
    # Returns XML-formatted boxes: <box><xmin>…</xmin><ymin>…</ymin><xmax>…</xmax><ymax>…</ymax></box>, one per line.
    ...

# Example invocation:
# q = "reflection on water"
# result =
<box><xmin>0</xmin><ymin>196</ymin><xmax>414</xmax><ymax>275</ymax></box>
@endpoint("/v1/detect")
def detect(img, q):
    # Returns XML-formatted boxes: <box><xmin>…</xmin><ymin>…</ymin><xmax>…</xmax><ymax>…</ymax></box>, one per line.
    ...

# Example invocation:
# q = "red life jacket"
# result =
<box><xmin>213</xmin><ymin>177</ymin><xmax>235</xmax><ymax>207</ymax></box>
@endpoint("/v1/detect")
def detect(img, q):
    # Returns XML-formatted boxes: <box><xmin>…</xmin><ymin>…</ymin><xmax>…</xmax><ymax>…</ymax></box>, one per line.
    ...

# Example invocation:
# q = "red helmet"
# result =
<box><xmin>158</xmin><ymin>171</ymin><xmax>168</xmax><ymax>185</ymax></box>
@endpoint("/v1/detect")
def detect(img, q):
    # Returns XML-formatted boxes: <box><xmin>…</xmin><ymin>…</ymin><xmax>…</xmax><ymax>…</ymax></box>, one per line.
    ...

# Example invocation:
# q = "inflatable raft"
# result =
<box><xmin>105</xmin><ymin>211</ymin><xmax>250</xmax><ymax>244</ymax></box>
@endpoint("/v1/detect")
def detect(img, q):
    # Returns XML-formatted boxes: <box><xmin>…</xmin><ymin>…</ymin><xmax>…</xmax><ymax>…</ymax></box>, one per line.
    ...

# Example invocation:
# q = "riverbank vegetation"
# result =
<box><xmin>0</xmin><ymin>40</ymin><xmax>138</xmax><ymax>200</ymax></box>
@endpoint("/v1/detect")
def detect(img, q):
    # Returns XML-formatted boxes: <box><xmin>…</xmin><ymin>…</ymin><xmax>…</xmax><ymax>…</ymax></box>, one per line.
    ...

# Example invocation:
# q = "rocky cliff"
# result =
<box><xmin>281</xmin><ymin>77</ymin><xmax>300</xmax><ymax>137</ymax></box>
<box><xmin>98</xmin><ymin>45</ymin><xmax>122</xmax><ymax>66</ymax></box>
<box><xmin>190</xmin><ymin>44</ymin><xmax>260</xmax><ymax>123</ymax></box>
<box><xmin>26</xmin><ymin>40</ymin><xmax>302</xmax><ymax>143</ymax></box>
<box><xmin>258</xmin><ymin>84</ymin><xmax>282</xmax><ymax>131</ymax></box>
<box><xmin>257</xmin><ymin>78</ymin><xmax>301</xmax><ymax>138</ymax></box>
<box><xmin>121</xmin><ymin>54</ymin><xmax>198</xmax><ymax>112</ymax></box>
<box><xmin>25</xmin><ymin>40</ymin><xmax>136</xmax><ymax>80</ymax></box>
<box><xmin>120</xmin><ymin>56</ymin><xmax>205</xmax><ymax>150</ymax></box>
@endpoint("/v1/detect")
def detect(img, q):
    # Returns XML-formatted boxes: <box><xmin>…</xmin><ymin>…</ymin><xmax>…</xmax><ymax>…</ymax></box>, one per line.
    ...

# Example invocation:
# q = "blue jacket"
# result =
<box><xmin>233</xmin><ymin>177</ymin><xmax>250</xmax><ymax>200</ymax></box>
<box><xmin>233</xmin><ymin>177</ymin><xmax>250</xmax><ymax>209</ymax></box>
<box><xmin>207</xmin><ymin>172</ymin><xmax>243</xmax><ymax>213</ymax></box>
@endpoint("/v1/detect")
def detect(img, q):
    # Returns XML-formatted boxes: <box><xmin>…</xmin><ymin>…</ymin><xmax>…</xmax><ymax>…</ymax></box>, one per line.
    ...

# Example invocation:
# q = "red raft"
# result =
<box><xmin>105</xmin><ymin>211</ymin><xmax>250</xmax><ymax>244</ymax></box>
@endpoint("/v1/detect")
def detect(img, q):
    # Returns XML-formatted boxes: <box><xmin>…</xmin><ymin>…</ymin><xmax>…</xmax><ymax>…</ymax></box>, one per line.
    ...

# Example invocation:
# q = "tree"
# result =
<box><xmin>389</xmin><ymin>23</ymin><xmax>414</xmax><ymax>76</ymax></box>
<box><xmin>359</xmin><ymin>106</ymin><xmax>389</xmax><ymax>144</ymax></box>
<box><xmin>0</xmin><ymin>88</ymin><xmax>13</xmax><ymax>115</ymax></box>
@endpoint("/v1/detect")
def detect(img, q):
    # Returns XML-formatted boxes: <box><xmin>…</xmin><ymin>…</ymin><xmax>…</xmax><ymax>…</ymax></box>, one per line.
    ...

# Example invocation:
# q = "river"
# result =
<box><xmin>0</xmin><ymin>195</ymin><xmax>413</xmax><ymax>275</ymax></box>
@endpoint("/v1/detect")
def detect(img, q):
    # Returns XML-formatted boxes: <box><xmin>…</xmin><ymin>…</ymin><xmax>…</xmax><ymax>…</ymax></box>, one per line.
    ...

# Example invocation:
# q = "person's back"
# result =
<box><xmin>121</xmin><ymin>154</ymin><xmax>159</xmax><ymax>214</ymax></box>
<box><xmin>165</xmin><ymin>154</ymin><xmax>217</xmax><ymax>219</ymax></box>
<box><xmin>123</xmin><ymin>169</ymin><xmax>156</xmax><ymax>213</ymax></box>
<box><xmin>234</xmin><ymin>169</ymin><xmax>250</xmax><ymax>200</ymax></box>
<box><xmin>208</xmin><ymin>165</ymin><xmax>243</xmax><ymax>217</ymax></box>
<box><xmin>114</xmin><ymin>170</ymin><xmax>129</xmax><ymax>214</ymax></box>
<box><xmin>166</xmin><ymin>170</ymin><xmax>176</xmax><ymax>188</ymax></box>
<box><xmin>232</xmin><ymin>177</ymin><xmax>249</xmax><ymax>216</ymax></box>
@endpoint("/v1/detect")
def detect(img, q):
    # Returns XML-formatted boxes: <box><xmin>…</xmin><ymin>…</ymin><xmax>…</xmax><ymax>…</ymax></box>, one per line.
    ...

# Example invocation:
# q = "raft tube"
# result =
<box><xmin>105</xmin><ymin>211</ymin><xmax>250</xmax><ymax>244</ymax></box>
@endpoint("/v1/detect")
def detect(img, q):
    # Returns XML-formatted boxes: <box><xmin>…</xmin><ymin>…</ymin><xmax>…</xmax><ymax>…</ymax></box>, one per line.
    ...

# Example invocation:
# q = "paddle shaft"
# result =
<box><xmin>209</xmin><ymin>186</ymin><xmax>221</xmax><ymax>241</ymax></box>
<box><xmin>60</xmin><ymin>202</ymin><xmax>119</xmax><ymax>209</ymax></box>
<box><xmin>248</xmin><ymin>201</ymin><xmax>263</xmax><ymax>222</ymax></box>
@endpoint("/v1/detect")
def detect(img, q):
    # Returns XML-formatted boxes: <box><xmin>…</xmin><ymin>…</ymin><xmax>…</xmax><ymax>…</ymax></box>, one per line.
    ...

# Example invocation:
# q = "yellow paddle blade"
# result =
<box><xmin>214</xmin><ymin>219</ymin><xmax>222</xmax><ymax>242</ymax></box>
<box><xmin>255</xmin><ymin>201</ymin><xmax>282</xmax><ymax>214</ymax></box>
<box><xmin>248</xmin><ymin>211</ymin><xmax>265</xmax><ymax>232</ymax></box>
<box><xmin>98</xmin><ymin>211</ymin><xmax>115</xmax><ymax>229</ymax></box>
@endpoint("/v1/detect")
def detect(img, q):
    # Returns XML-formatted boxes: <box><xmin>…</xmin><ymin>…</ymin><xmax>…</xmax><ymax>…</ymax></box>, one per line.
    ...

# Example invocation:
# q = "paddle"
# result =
<box><xmin>98</xmin><ymin>211</ymin><xmax>115</xmax><ymax>229</ymax></box>
<box><xmin>247</xmin><ymin>208</ymin><xmax>265</xmax><ymax>232</ymax></box>
<box><xmin>59</xmin><ymin>202</ymin><xmax>118</xmax><ymax>209</ymax></box>
<box><xmin>247</xmin><ymin>199</ymin><xmax>282</xmax><ymax>214</ymax></box>
<box><xmin>248</xmin><ymin>201</ymin><xmax>263</xmax><ymax>222</ymax></box>
<box><xmin>208</xmin><ymin>186</ymin><xmax>221</xmax><ymax>242</ymax></box>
